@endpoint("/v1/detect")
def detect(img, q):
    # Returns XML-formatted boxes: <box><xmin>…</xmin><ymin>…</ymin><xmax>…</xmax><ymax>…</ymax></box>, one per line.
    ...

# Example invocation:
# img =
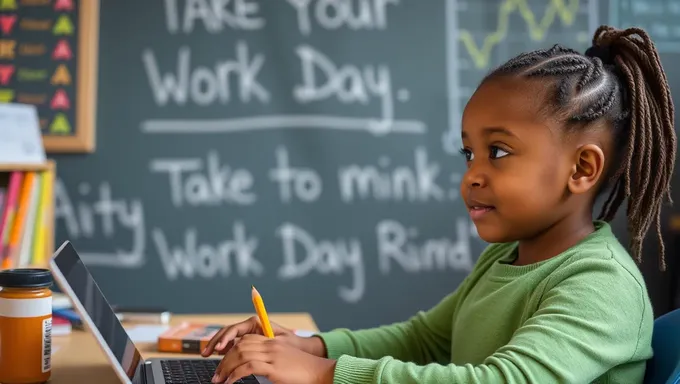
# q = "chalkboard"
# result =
<box><xmin>0</xmin><ymin>0</ymin><xmax>98</xmax><ymax>153</ymax></box>
<box><xmin>50</xmin><ymin>0</ymin><xmax>680</xmax><ymax>331</ymax></box>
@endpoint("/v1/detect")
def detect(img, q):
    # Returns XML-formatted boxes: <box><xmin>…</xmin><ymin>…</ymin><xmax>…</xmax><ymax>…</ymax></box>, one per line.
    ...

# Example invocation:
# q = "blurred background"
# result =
<box><xmin>2</xmin><ymin>0</ymin><xmax>679</xmax><ymax>332</ymax></box>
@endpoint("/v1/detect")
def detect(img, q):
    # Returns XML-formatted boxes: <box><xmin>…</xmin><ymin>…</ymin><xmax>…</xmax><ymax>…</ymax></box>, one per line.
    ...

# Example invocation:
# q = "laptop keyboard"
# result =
<box><xmin>160</xmin><ymin>359</ymin><xmax>260</xmax><ymax>384</ymax></box>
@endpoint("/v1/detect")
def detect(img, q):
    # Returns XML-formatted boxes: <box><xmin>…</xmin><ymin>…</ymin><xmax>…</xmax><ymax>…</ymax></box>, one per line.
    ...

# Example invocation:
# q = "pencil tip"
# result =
<box><xmin>251</xmin><ymin>284</ymin><xmax>255</xmax><ymax>289</ymax></box>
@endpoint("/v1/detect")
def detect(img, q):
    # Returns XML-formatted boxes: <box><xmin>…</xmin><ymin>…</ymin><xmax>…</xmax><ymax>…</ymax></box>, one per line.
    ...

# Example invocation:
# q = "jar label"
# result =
<box><xmin>0</xmin><ymin>297</ymin><xmax>52</xmax><ymax>317</ymax></box>
<box><xmin>42</xmin><ymin>317</ymin><xmax>51</xmax><ymax>372</ymax></box>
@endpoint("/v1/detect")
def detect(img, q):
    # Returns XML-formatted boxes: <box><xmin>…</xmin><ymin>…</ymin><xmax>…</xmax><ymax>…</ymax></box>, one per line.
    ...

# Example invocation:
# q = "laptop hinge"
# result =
<box><xmin>140</xmin><ymin>360</ymin><xmax>153</xmax><ymax>384</ymax></box>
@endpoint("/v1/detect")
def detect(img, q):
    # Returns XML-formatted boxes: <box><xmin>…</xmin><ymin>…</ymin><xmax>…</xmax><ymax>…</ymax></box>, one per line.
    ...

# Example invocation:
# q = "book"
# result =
<box><xmin>31</xmin><ymin>170</ymin><xmax>52</xmax><ymax>265</ymax></box>
<box><xmin>53</xmin><ymin>308</ymin><xmax>83</xmax><ymax>330</ymax></box>
<box><xmin>52</xmin><ymin>315</ymin><xmax>72</xmax><ymax>336</ymax></box>
<box><xmin>0</xmin><ymin>189</ymin><xmax>6</xmax><ymax>223</ymax></box>
<box><xmin>0</xmin><ymin>167</ymin><xmax>54</xmax><ymax>269</ymax></box>
<box><xmin>4</xmin><ymin>171</ymin><xmax>35</xmax><ymax>267</ymax></box>
<box><xmin>17</xmin><ymin>173</ymin><xmax>41</xmax><ymax>267</ymax></box>
<box><xmin>0</xmin><ymin>171</ymin><xmax>23</xmax><ymax>265</ymax></box>
<box><xmin>158</xmin><ymin>322</ymin><xmax>224</xmax><ymax>353</ymax></box>
<box><xmin>52</xmin><ymin>292</ymin><xmax>72</xmax><ymax>311</ymax></box>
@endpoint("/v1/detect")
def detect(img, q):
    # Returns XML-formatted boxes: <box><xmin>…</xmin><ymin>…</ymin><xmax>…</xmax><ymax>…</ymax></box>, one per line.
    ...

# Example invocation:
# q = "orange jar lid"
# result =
<box><xmin>0</xmin><ymin>268</ymin><xmax>52</xmax><ymax>289</ymax></box>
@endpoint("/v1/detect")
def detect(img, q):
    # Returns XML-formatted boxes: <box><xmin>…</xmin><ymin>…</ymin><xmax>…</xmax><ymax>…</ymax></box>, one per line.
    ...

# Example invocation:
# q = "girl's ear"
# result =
<box><xmin>568</xmin><ymin>144</ymin><xmax>606</xmax><ymax>195</ymax></box>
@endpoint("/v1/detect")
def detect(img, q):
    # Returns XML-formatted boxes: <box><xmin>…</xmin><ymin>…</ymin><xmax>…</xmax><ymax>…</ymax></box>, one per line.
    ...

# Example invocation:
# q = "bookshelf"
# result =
<box><xmin>0</xmin><ymin>161</ymin><xmax>55</xmax><ymax>270</ymax></box>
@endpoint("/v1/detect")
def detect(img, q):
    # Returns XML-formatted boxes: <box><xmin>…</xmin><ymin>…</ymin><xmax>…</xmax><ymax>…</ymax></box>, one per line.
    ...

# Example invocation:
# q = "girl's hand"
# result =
<box><xmin>201</xmin><ymin>316</ymin><xmax>326</xmax><ymax>358</ymax></box>
<box><xmin>211</xmin><ymin>334</ymin><xmax>336</xmax><ymax>384</ymax></box>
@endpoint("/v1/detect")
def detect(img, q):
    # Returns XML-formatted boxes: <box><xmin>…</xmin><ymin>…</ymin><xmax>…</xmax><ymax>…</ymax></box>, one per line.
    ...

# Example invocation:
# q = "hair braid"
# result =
<box><xmin>483</xmin><ymin>25</ymin><xmax>677</xmax><ymax>271</ymax></box>
<box><xmin>593</xmin><ymin>26</ymin><xmax>676</xmax><ymax>271</ymax></box>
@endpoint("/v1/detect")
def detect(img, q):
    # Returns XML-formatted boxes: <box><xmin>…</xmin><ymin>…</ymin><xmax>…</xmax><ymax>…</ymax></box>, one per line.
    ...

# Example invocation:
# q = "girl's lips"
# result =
<box><xmin>469</xmin><ymin>206</ymin><xmax>495</xmax><ymax>220</ymax></box>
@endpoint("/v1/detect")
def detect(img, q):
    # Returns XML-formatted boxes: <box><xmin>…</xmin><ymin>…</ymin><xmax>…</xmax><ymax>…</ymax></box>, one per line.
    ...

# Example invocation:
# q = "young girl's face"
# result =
<box><xmin>459</xmin><ymin>76</ymin><xmax>577</xmax><ymax>243</ymax></box>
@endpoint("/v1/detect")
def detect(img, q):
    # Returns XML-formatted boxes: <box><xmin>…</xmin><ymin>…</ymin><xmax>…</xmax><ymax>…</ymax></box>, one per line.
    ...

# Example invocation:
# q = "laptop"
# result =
<box><xmin>49</xmin><ymin>241</ymin><xmax>272</xmax><ymax>384</ymax></box>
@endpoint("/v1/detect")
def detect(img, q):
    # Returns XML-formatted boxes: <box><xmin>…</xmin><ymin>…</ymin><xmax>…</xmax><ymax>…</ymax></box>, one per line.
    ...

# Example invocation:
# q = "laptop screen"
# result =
<box><xmin>51</xmin><ymin>242</ymin><xmax>143</xmax><ymax>383</ymax></box>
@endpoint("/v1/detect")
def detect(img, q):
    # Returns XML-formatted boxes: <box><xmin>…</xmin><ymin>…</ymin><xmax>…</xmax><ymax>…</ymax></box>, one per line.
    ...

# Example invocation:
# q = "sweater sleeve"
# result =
<box><xmin>316</xmin><ymin>243</ymin><xmax>509</xmax><ymax>365</ymax></box>
<box><xmin>316</xmin><ymin>290</ymin><xmax>460</xmax><ymax>365</ymax></box>
<box><xmin>329</xmin><ymin>257</ymin><xmax>651</xmax><ymax>384</ymax></box>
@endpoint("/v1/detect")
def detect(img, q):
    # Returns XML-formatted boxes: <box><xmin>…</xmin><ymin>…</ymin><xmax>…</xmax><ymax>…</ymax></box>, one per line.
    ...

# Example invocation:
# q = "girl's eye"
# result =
<box><xmin>490</xmin><ymin>146</ymin><xmax>509</xmax><ymax>159</ymax></box>
<box><xmin>459</xmin><ymin>147</ymin><xmax>474</xmax><ymax>161</ymax></box>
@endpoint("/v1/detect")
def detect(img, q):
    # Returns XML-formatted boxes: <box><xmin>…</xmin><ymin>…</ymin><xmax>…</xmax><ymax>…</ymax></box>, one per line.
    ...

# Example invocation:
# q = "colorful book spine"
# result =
<box><xmin>0</xmin><ymin>172</ymin><xmax>24</xmax><ymax>266</ymax></box>
<box><xmin>18</xmin><ymin>174</ymin><xmax>42</xmax><ymax>267</ymax></box>
<box><xmin>4</xmin><ymin>172</ymin><xmax>36</xmax><ymax>268</ymax></box>
<box><xmin>0</xmin><ymin>189</ymin><xmax>6</xmax><ymax>228</ymax></box>
<box><xmin>0</xmin><ymin>167</ymin><xmax>54</xmax><ymax>270</ymax></box>
<box><xmin>32</xmin><ymin>170</ymin><xmax>53</xmax><ymax>266</ymax></box>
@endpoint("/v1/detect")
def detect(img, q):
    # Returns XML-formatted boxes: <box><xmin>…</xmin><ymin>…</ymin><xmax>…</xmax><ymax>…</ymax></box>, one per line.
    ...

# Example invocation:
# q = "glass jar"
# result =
<box><xmin>0</xmin><ymin>268</ymin><xmax>53</xmax><ymax>384</ymax></box>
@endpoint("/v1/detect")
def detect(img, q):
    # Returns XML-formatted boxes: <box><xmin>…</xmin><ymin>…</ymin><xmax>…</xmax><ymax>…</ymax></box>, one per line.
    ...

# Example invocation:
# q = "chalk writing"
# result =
<box><xmin>141</xmin><ymin>42</ymin><xmax>406</xmax><ymax>133</ymax></box>
<box><xmin>149</xmin><ymin>151</ymin><xmax>257</xmax><ymax>207</ymax></box>
<box><xmin>293</xmin><ymin>44</ymin><xmax>397</xmax><ymax>134</ymax></box>
<box><xmin>268</xmin><ymin>146</ymin><xmax>323</xmax><ymax>203</ymax></box>
<box><xmin>164</xmin><ymin>0</ymin><xmax>265</xmax><ymax>34</ymax></box>
<box><xmin>377</xmin><ymin>218</ymin><xmax>475</xmax><ymax>274</ymax></box>
<box><xmin>54</xmin><ymin>179</ymin><xmax>146</xmax><ymax>267</ymax></box>
<box><xmin>286</xmin><ymin>0</ymin><xmax>398</xmax><ymax>35</ymax></box>
<box><xmin>142</xmin><ymin>0</ymin><xmax>417</xmax><ymax>138</ymax></box>
<box><xmin>141</xmin><ymin>115</ymin><xmax>425</xmax><ymax>135</ymax></box>
<box><xmin>142</xmin><ymin>41</ymin><xmax>269</xmax><ymax>107</ymax></box>
<box><xmin>277</xmin><ymin>222</ymin><xmax>364</xmax><ymax>303</ymax></box>
<box><xmin>152</xmin><ymin>221</ymin><xmax>263</xmax><ymax>280</ymax></box>
<box><xmin>338</xmin><ymin>147</ymin><xmax>446</xmax><ymax>203</ymax></box>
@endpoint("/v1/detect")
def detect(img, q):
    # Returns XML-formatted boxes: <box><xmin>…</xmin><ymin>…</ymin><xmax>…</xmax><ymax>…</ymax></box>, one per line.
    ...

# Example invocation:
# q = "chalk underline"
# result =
<box><xmin>140</xmin><ymin>115</ymin><xmax>426</xmax><ymax>135</ymax></box>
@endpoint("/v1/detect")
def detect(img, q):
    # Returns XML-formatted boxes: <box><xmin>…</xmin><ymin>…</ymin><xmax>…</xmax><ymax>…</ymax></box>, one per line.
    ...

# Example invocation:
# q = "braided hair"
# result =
<box><xmin>483</xmin><ymin>26</ymin><xmax>676</xmax><ymax>271</ymax></box>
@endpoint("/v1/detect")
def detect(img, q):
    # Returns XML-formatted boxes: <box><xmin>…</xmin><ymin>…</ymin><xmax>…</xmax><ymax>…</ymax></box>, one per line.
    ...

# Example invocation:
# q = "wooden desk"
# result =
<box><xmin>49</xmin><ymin>313</ymin><xmax>318</xmax><ymax>383</ymax></box>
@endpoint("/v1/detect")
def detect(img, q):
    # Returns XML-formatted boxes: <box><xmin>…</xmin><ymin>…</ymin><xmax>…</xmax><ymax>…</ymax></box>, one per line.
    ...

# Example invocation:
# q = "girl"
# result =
<box><xmin>203</xmin><ymin>25</ymin><xmax>676</xmax><ymax>384</ymax></box>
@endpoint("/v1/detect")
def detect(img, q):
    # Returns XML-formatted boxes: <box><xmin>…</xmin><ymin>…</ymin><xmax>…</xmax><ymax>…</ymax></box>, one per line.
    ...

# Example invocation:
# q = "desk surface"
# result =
<box><xmin>50</xmin><ymin>313</ymin><xmax>318</xmax><ymax>383</ymax></box>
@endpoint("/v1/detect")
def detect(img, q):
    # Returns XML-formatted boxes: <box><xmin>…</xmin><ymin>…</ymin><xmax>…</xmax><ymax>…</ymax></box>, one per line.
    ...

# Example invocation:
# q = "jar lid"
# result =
<box><xmin>0</xmin><ymin>268</ymin><xmax>53</xmax><ymax>288</ymax></box>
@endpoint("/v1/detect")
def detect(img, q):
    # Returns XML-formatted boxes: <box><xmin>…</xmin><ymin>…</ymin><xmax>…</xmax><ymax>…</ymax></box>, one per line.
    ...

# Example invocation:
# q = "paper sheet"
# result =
<box><xmin>126</xmin><ymin>325</ymin><xmax>171</xmax><ymax>343</ymax></box>
<box><xmin>124</xmin><ymin>325</ymin><xmax>315</xmax><ymax>343</ymax></box>
<box><xmin>294</xmin><ymin>330</ymin><xmax>316</xmax><ymax>337</ymax></box>
<box><xmin>0</xmin><ymin>103</ymin><xmax>46</xmax><ymax>164</ymax></box>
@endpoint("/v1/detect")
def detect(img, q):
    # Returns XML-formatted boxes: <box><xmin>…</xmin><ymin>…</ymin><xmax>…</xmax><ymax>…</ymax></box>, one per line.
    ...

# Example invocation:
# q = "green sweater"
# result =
<box><xmin>317</xmin><ymin>221</ymin><xmax>653</xmax><ymax>383</ymax></box>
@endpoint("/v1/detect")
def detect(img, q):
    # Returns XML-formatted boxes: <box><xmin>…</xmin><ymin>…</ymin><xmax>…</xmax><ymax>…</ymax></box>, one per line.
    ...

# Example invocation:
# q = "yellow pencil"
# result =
<box><xmin>251</xmin><ymin>285</ymin><xmax>274</xmax><ymax>338</ymax></box>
